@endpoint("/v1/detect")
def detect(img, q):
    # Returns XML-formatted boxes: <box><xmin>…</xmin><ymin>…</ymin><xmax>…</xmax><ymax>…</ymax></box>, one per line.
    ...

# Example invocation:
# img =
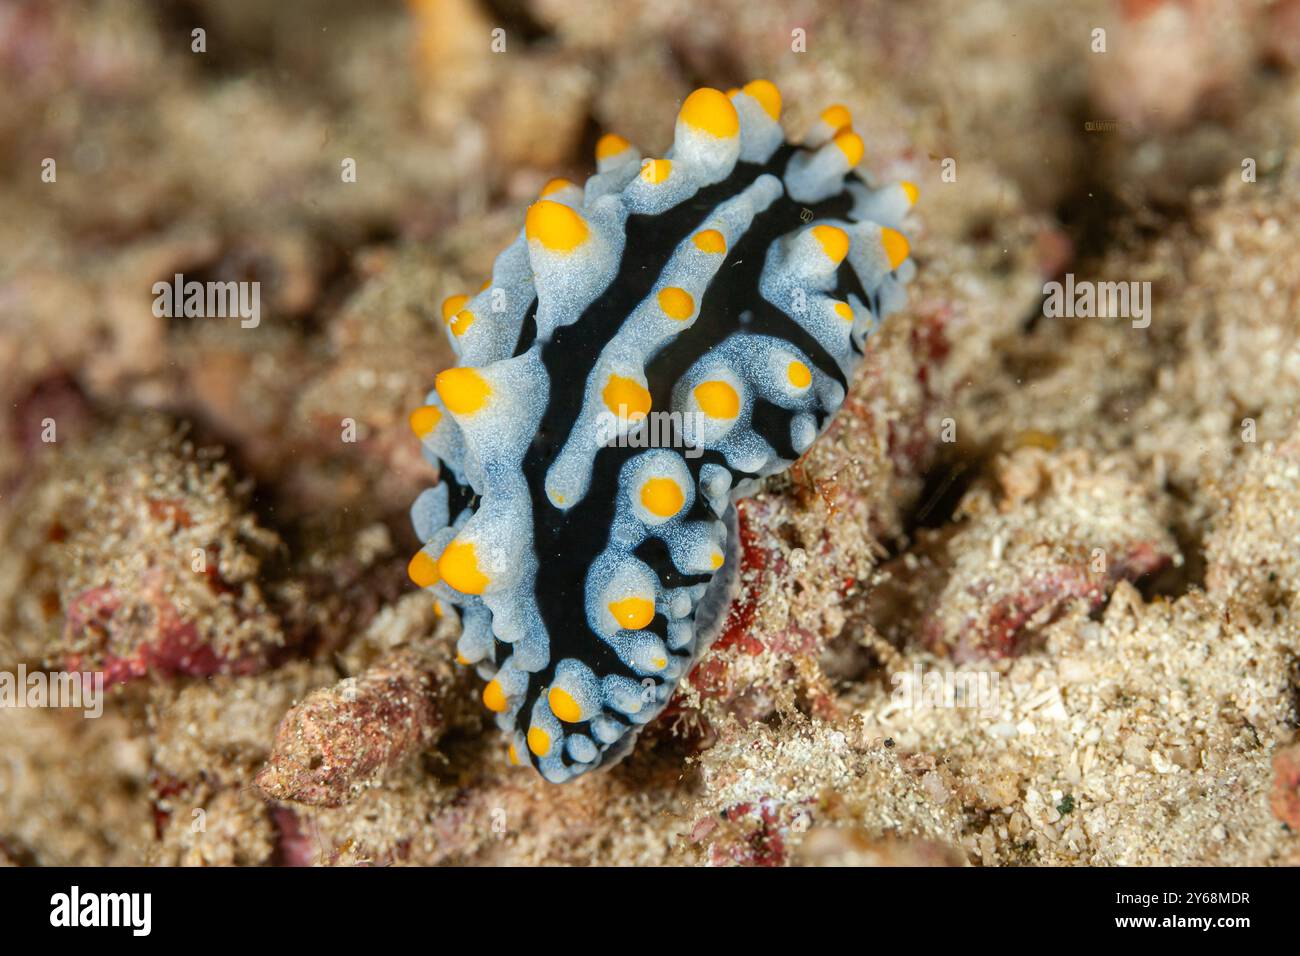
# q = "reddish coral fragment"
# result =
<box><xmin>707</xmin><ymin>798</ymin><xmax>789</xmax><ymax>867</ymax></box>
<box><xmin>914</xmin><ymin>449</ymin><xmax>1178</xmax><ymax>660</ymax></box>
<box><xmin>255</xmin><ymin>652</ymin><xmax>444</xmax><ymax>807</ymax></box>
<box><xmin>270</xmin><ymin>807</ymin><xmax>317</xmax><ymax>867</ymax></box>
<box><xmin>687</xmin><ymin>498</ymin><xmax>771</xmax><ymax>700</ymax></box>
<box><xmin>62</xmin><ymin>578</ymin><xmax>270</xmax><ymax>684</ymax></box>
<box><xmin>1271</xmin><ymin>743</ymin><xmax>1300</xmax><ymax>830</ymax></box>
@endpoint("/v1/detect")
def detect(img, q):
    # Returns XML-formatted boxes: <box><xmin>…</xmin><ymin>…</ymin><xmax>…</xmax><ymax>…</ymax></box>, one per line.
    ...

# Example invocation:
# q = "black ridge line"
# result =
<box><xmin>509</xmin><ymin>147</ymin><xmax>866</xmax><ymax>771</ymax></box>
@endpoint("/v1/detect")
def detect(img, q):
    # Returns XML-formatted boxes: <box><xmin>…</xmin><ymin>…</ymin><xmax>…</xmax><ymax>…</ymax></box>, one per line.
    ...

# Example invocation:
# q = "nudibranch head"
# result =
<box><xmin>410</xmin><ymin>82</ymin><xmax>917</xmax><ymax>782</ymax></box>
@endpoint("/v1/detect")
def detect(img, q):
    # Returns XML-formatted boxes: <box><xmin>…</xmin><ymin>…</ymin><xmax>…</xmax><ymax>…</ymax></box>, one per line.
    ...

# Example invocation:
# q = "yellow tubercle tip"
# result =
<box><xmin>710</xmin><ymin>551</ymin><xmax>724</xmax><ymax>570</ymax></box>
<box><xmin>833</xmin><ymin>129</ymin><xmax>864</xmax><ymax>167</ymax></box>
<box><xmin>479</xmin><ymin>278</ymin><xmax>491</xmax><ymax>291</ymax></box>
<box><xmin>811</xmin><ymin>224</ymin><xmax>850</xmax><ymax>265</ymax></box>
<box><xmin>438</xmin><ymin>539</ymin><xmax>489</xmax><ymax>595</ymax></box>
<box><xmin>881</xmin><ymin>226</ymin><xmax>910</xmax><ymax>270</ymax></box>
<box><xmin>449</xmin><ymin>308</ymin><xmax>476</xmax><ymax>338</ymax></box>
<box><xmin>900</xmin><ymin>180</ymin><xmax>919</xmax><ymax>206</ymax></box>
<box><xmin>787</xmin><ymin>360</ymin><xmax>812</xmax><ymax>389</ymax></box>
<box><xmin>434</xmin><ymin>366</ymin><xmax>491</xmax><ymax>415</ymax></box>
<box><xmin>409</xmin><ymin>404</ymin><xmax>442</xmax><ymax>438</ymax></box>
<box><xmin>640</xmin><ymin>158</ymin><xmax>672</xmax><ymax>184</ymax></box>
<box><xmin>693</xmin><ymin>229</ymin><xmax>727</xmax><ymax>254</ymax></box>
<box><xmin>548</xmin><ymin>686</ymin><xmax>583</xmax><ymax>723</ymax></box>
<box><xmin>657</xmin><ymin>286</ymin><xmax>695</xmax><ymax>321</ymax></box>
<box><xmin>820</xmin><ymin>104</ymin><xmax>852</xmax><ymax>132</ymax></box>
<box><xmin>609</xmin><ymin>596</ymin><xmax>655</xmax><ymax>631</ymax></box>
<box><xmin>441</xmin><ymin>294</ymin><xmax>469</xmax><ymax>323</ymax></box>
<box><xmin>679</xmin><ymin>87</ymin><xmax>740</xmax><ymax>138</ymax></box>
<box><xmin>508</xmin><ymin>743</ymin><xmax>520</xmax><ymax>765</ymax></box>
<box><xmin>742</xmin><ymin>79</ymin><xmax>781</xmax><ymax>120</ymax></box>
<box><xmin>651</xmin><ymin>657</ymin><xmax>667</xmax><ymax>670</ymax></box>
<box><xmin>640</xmin><ymin>477</ymin><xmax>685</xmax><ymax>518</ymax></box>
<box><xmin>833</xmin><ymin>300</ymin><xmax>854</xmax><ymax>323</ymax></box>
<box><xmin>602</xmin><ymin>374</ymin><xmax>651</xmax><ymax>419</ymax></box>
<box><xmin>525</xmin><ymin>199</ymin><xmax>589</xmax><ymax>252</ymax></box>
<box><xmin>596</xmin><ymin>133</ymin><xmax>630</xmax><ymax>161</ymax></box>
<box><xmin>694</xmin><ymin>379</ymin><xmax>741</xmax><ymax>419</ymax></box>
<box><xmin>455</xmin><ymin>652</ymin><xmax>470</xmax><ymax>665</ymax></box>
<box><xmin>725</xmin><ymin>87</ymin><xmax>740</xmax><ymax>97</ymax></box>
<box><xmin>527</xmin><ymin>726</ymin><xmax>551</xmax><ymax>757</ymax></box>
<box><xmin>540</xmin><ymin>177</ymin><xmax>575</xmax><ymax>197</ymax></box>
<box><xmin>483</xmin><ymin>679</ymin><xmax>508</xmax><ymax>713</ymax></box>
<box><xmin>407</xmin><ymin>550</ymin><xmax>440</xmax><ymax>588</ymax></box>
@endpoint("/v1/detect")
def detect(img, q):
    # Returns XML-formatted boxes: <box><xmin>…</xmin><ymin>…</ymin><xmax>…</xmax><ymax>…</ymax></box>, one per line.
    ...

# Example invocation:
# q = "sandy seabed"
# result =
<box><xmin>1</xmin><ymin>0</ymin><xmax>1298</xmax><ymax>866</ymax></box>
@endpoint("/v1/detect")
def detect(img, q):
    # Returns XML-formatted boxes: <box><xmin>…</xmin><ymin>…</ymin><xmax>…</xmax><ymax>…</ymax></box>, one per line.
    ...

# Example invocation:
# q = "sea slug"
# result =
<box><xmin>408</xmin><ymin>82</ymin><xmax>916</xmax><ymax>781</ymax></box>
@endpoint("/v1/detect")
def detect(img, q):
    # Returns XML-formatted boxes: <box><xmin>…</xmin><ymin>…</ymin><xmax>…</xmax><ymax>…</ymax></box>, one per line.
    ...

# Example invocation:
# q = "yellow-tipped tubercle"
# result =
<box><xmin>881</xmin><ymin>227</ymin><xmax>910</xmax><ymax>270</ymax></box>
<box><xmin>438</xmin><ymin>539</ymin><xmax>489</xmax><ymax>595</ymax></box>
<box><xmin>787</xmin><ymin>360</ymin><xmax>812</xmax><ymax>389</ymax></box>
<box><xmin>679</xmin><ymin>87</ymin><xmax>739</xmax><ymax>138</ymax></box>
<box><xmin>602</xmin><ymin>375</ymin><xmax>651</xmax><ymax>419</ymax></box>
<box><xmin>548</xmin><ymin>686</ymin><xmax>582</xmax><ymax>723</ymax></box>
<box><xmin>525</xmin><ymin>199</ymin><xmax>589</xmax><ymax>252</ymax></box>
<box><xmin>449</xmin><ymin>309</ymin><xmax>476</xmax><ymax>338</ymax></box>
<box><xmin>694</xmin><ymin>380</ymin><xmax>740</xmax><ymax>419</ymax></box>
<box><xmin>409</xmin><ymin>404</ymin><xmax>442</xmax><ymax>438</ymax></box>
<box><xmin>527</xmin><ymin>726</ymin><xmax>551</xmax><ymax>756</ymax></box>
<box><xmin>811</xmin><ymin>225</ymin><xmax>850</xmax><ymax>265</ymax></box>
<box><xmin>640</xmin><ymin>158</ymin><xmax>672</xmax><ymax>184</ymax></box>
<box><xmin>595</xmin><ymin>133</ymin><xmax>630</xmax><ymax>161</ymax></box>
<box><xmin>833</xmin><ymin>129</ymin><xmax>864</xmax><ymax>167</ymax></box>
<box><xmin>742</xmin><ymin>79</ymin><xmax>782</xmax><ymax>120</ymax></box>
<box><xmin>540</xmin><ymin>177</ymin><xmax>574</xmax><ymax>197</ymax></box>
<box><xmin>609</xmin><ymin>596</ymin><xmax>655</xmax><ymax>630</ymax></box>
<box><xmin>640</xmin><ymin>477</ymin><xmax>685</xmax><ymax>518</ymax></box>
<box><xmin>657</xmin><ymin>287</ymin><xmax>694</xmax><ymax>321</ymax></box>
<box><xmin>483</xmin><ymin>679</ymin><xmax>508</xmax><ymax>713</ymax></box>
<box><xmin>441</xmin><ymin>294</ymin><xmax>469</xmax><ymax>323</ymax></box>
<box><xmin>820</xmin><ymin>104</ymin><xmax>852</xmax><ymax>132</ymax></box>
<box><xmin>693</xmin><ymin>229</ymin><xmax>727</xmax><ymax>254</ymax></box>
<box><xmin>435</xmin><ymin>367</ymin><xmax>491</xmax><ymax>415</ymax></box>
<box><xmin>407</xmin><ymin>550</ymin><xmax>439</xmax><ymax>588</ymax></box>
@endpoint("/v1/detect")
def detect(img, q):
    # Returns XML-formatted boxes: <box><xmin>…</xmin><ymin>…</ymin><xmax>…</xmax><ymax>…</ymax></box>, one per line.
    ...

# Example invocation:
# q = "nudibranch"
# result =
<box><xmin>409</xmin><ymin>82</ymin><xmax>917</xmax><ymax>782</ymax></box>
